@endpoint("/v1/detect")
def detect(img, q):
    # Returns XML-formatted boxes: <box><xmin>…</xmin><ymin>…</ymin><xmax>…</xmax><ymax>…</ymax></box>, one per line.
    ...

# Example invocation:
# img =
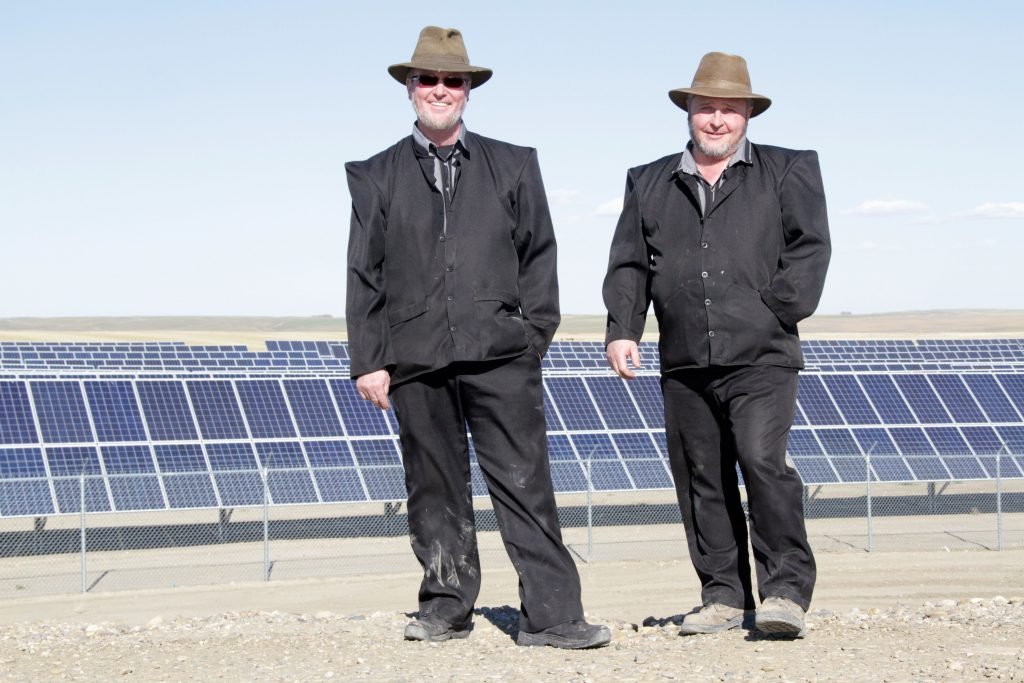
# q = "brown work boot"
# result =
<box><xmin>755</xmin><ymin>596</ymin><xmax>807</xmax><ymax>638</ymax></box>
<box><xmin>679</xmin><ymin>603</ymin><xmax>750</xmax><ymax>635</ymax></box>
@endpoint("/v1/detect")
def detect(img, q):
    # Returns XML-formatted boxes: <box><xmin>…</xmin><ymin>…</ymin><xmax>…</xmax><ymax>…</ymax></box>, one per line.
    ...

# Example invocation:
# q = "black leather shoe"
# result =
<box><xmin>403</xmin><ymin>617</ymin><xmax>473</xmax><ymax>642</ymax></box>
<box><xmin>516</xmin><ymin>619</ymin><xmax>611</xmax><ymax>649</ymax></box>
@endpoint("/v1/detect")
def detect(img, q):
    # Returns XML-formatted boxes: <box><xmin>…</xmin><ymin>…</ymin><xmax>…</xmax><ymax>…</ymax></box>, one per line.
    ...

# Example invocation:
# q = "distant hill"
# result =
<box><xmin>1</xmin><ymin>310</ymin><xmax>1023</xmax><ymax>346</ymax></box>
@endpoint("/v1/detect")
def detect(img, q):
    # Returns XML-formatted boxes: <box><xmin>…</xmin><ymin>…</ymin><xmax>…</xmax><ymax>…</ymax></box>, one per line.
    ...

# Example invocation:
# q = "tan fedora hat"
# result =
<box><xmin>388</xmin><ymin>26</ymin><xmax>492</xmax><ymax>89</ymax></box>
<box><xmin>668</xmin><ymin>52</ymin><xmax>771</xmax><ymax>117</ymax></box>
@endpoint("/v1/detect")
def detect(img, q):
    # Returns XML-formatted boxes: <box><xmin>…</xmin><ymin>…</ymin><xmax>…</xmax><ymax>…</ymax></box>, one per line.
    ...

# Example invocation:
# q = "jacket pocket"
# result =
<box><xmin>473</xmin><ymin>288</ymin><xmax>519</xmax><ymax>307</ymax></box>
<box><xmin>388</xmin><ymin>299</ymin><xmax>429</xmax><ymax>326</ymax></box>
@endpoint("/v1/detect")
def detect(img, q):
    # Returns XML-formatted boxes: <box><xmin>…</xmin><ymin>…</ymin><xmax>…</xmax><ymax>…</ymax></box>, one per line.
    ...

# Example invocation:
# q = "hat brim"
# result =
<box><xmin>668</xmin><ymin>88</ymin><xmax>771</xmax><ymax>117</ymax></box>
<box><xmin>388</xmin><ymin>62</ymin><xmax>493</xmax><ymax>89</ymax></box>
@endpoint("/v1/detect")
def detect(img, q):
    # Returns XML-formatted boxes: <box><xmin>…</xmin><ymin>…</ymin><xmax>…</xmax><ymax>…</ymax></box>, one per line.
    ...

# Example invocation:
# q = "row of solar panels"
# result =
<box><xmin>3</xmin><ymin>339</ymin><xmax>1024</xmax><ymax>372</ymax></box>
<box><xmin>2</xmin><ymin>430</ymin><xmax>1023</xmax><ymax>518</ymax></box>
<box><xmin>1</xmin><ymin>369</ymin><xmax>1024</xmax><ymax>517</ymax></box>
<box><xmin>2</xmin><ymin>371</ymin><xmax>1024</xmax><ymax>446</ymax></box>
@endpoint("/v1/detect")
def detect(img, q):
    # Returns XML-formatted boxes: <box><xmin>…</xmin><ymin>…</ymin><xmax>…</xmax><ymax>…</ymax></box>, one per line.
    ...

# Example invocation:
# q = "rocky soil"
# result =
<box><xmin>2</xmin><ymin>597</ymin><xmax>1022</xmax><ymax>682</ymax></box>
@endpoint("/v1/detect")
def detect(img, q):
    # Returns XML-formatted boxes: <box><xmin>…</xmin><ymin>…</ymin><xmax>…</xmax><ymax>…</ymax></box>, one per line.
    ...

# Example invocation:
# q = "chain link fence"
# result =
<box><xmin>1</xmin><ymin>455</ymin><xmax>1022</xmax><ymax>599</ymax></box>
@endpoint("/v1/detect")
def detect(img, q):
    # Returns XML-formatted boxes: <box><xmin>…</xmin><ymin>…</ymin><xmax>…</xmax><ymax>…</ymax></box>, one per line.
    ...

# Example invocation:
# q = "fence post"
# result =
<box><xmin>996</xmin><ymin>449</ymin><xmax>1004</xmax><ymax>552</ymax></box>
<box><xmin>262</xmin><ymin>467</ymin><xmax>271</xmax><ymax>581</ymax></box>
<box><xmin>79</xmin><ymin>474</ymin><xmax>87</xmax><ymax>594</ymax></box>
<box><xmin>865</xmin><ymin>445</ymin><xmax>875</xmax><ymax>553</ymax></box>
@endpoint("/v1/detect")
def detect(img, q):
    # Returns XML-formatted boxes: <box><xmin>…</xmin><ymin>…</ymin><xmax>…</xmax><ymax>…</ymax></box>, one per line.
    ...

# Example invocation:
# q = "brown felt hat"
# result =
<box><xmin>669</xmin><ymin>52</ymin><xmax>771</xmax><ymax>117</ymax></box>
<box><xmin>388</xmin><ymin>26</ymin><xmax>492</xmax><ymax>89</ymax></box>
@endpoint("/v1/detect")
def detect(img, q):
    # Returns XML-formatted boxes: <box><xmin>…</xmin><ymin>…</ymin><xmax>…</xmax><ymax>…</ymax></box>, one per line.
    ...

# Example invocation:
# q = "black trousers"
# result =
<box><xmin>662</xmin><ymin>365</ymin><xmax>816</xmax><ymax>611</ymax></box>
<box><xmin>390</xmin><ymin>351</ymin><xmax>583</xmax><ymax>632</ymax></box>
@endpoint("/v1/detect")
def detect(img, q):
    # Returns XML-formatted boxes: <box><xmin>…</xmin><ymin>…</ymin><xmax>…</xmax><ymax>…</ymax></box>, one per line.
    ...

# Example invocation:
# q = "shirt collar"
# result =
<box><xmin>675</xmin><ymin>137</ymin><xmax>752</xmax><ymax>176</ymax></box>
<box><xmin>412</xmin><ymin>122</ymin><xmax>469</xmax><ymax>158</ymax></box>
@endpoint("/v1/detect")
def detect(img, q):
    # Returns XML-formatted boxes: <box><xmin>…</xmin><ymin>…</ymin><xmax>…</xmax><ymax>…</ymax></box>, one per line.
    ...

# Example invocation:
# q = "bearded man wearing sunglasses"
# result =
<box><xmin>345</xmin><ymin>26</ymin><xmax>610</xmax><ymax>649</ymax></box>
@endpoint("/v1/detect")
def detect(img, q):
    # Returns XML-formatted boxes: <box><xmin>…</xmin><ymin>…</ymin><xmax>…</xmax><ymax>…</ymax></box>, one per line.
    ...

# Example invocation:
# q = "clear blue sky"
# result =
<box><xmin>2</xmin><ymin>1</ymin><xmax>1021</xmax><ymax>318</ymax></box>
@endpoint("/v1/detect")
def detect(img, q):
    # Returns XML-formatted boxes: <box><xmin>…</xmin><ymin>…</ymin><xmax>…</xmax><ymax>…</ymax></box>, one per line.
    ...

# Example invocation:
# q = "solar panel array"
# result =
<box><xmin>1</xmin><ymin>340</ymin><xmax>1023</xmax><ymax>518</ymax></box>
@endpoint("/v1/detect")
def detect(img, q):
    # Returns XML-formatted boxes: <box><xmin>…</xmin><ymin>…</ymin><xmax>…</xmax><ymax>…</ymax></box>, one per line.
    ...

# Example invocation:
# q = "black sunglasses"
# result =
<box><xmin>411</xmin><ymin>74</ymin><xmax>470</xmax><ymax>89</ymax></box>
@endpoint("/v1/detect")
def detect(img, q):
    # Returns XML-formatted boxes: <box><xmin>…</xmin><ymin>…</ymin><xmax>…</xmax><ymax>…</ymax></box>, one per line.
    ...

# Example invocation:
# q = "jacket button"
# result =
<box><xmin>701</xmin><ymin>271</ymin><xmax>708</xmax><ymax>278</ymax></box>
<box><xmin>446</xmin><ymin>266</ymin><xmax>454</xmax><ymax>272</ymax></box>
<box><xmin>447</xmin><ymin>295</ymin><xmax>454</xmax><ymax>301</ymax></box>
<box><xmin>439</xmin><ymin>235</ymin><xmax>446</xmax><ymax>242</ymax></box>
<box><xmin>708</xmin><ymin>330</ymin><xmax>715</xmax><ymax>337</ymax></box>
<box><xmin>701</xmin><ymin>241</ymin><xmax>708</xmax><ymax>249</ymax></box>
<box><xmin>704</xmin><ymin>299</ymin><xmax>711</xmax><ymax>306</ymax></box>
<box><xmin>450</xmin><ymin>326</ymin><xmax>457</xmax><ymax>332</ymax></box>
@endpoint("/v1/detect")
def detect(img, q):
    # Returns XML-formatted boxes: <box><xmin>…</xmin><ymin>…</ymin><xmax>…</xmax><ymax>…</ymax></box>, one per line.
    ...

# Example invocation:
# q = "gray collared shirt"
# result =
<box><xmin>676</xmin><ymin>137</ymin><xmax>752</xmax><ymax>215</ymax></box>
<box><xmin>412</xmin><ymin>122</ymin><xmax>468</xmax><ymax>201</ymax></box>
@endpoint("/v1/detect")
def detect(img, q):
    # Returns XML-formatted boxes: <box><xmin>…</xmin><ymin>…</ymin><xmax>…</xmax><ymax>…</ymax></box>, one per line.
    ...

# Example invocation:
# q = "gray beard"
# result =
<box><xmin>413</xmin><ymin>100</ymin><xmax>464</xmax><ymax>132</ymax></box>
<box><xmin>689</xmin><ymin>118</ymin><xmax>746</xmax><ymax>159</ymax></box>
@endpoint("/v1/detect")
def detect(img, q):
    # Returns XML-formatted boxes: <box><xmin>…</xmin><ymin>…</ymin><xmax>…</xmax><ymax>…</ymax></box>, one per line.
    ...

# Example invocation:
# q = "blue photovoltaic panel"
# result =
<box><xmin>351</xmin><ymin>438</ymin><xmax>402</xmax><ymax>466</ymax></box>
<box><xmin>822</xmin><ymin>375</ymin><xmax>880</xmax><ymax>425</ymax></box>
<box><xmin>546</xmin><ymin>377</ymin><xmax>604</xmax><ymax>430</ymax></box>
<box><xmin>787</xmin><ymin>430</ymin><xmax>824</xmax><ymax>456</ymax></box>
<box><xmin>236</xmin><ymin>380</ymin><xmax>296</xmax><ymax>439</ymax></box>
<box><xmin>207</xmin><ymin>442</ymin><xmax>262</xmax><ymax>506</ymax></box>
<box><xmin>306</xmin><ymin>441</ymin><xmax>364</xmax><ymax>502</ymax></box>
<box><xmin>154</xmin><ymin>444</ymin><xmax>218</xmax><ymax>509</ymax></box>
<box><xmin>851</xmin><ymin>428</ymin><xmax>898</xmax><ymax>456</ymax></box>
<box><xmin>792</xmin><ymin>457</ymin><xmax>838</xmax><ymax>484</ymax></box>
<box><xmin>612</xmin><ymin>433</ymin><xmax>672</xmax><ymax>489</ymax></box>
<box><xmin>570</xmin><ymin>433</ymin><xmax>631</xmax><ymax>491</ymax></box>
<box><xmin>46</xmin><ymin>445</ymin><xmax>101</xmax><ymax>475</ymax></box>
<box><xmin>905</xmin><ymin>455</ymin><xmax>951</xmax><ymax>481</ymax></box>
<box><xmin>0</xmin><ymin>447</ymin><xmax>47</xmax><ymax>479</ymax></box>
<box><xmin>31</xmin><ymin>381</ymin><xmax>93</xmax><ymax>443</ymax></box>
<box><xmin>942</xmin><ymin>453</ymin><xmax>986</xmax><ymax>480</ymax></box>
<box><xmin>894</xmin><ymin>375</ymin><xmax>951</xmax><ymax>424</ymax></box>
<box><xmin>361</xmin><ymin>467</ymin><xmax>406</xmax><ymax>500</ymax></box>
<box><xmin>0</xmin><ymin>480</ymin><xmax>54</xmax><ymax>516</ymax></box>
<box><xmin>872</xmin><ymin>456</ymin><xmax>914</xmax><ymax>482</ymax></box>
<box><xmin>996</xmin><ymin>375</ymin><xmax>1024</xmax><ymax>414</ymax></box>
<box><xmin>585</xmin><ymin>377</ymin><xmax>646</xmax><ymax>430</ymax></box>
<box><xmin>0</xmin><ymin>382</ymin><xmax>39</xmax><ymax>445</ymax></box>
<box><xmin>961</xmin><ymin>426</ymin><xmax>1006</xmax><ymax>456</ymax></box>
<box><xmin>329</xmin><ymin>379</ymin><xmax>392</xmax><ymax>436</ymax></box>
<box><xmin>541</xmin><ymin>386</ymin><xmax>564</xmax><ymax>430</ymax></box>
<box><xmin>796</xmin><ymin>376</ymin><xmax>844</xmax><ymax>425</ymax></box>
<box><xmin>547</xmin><ymin>433</ymin><xmax>586</xmax><ymax>492</ymax></box>
<box><xmin>85</xmin><ymin>380</ymin><xmax>147</xmax><ymax>442</ymax></box>
<box><xmin>859</xmin><ymin>375</ymin><xmax>917</xmax><ymax>424</ymax></box>
<box><xmin>996</xmin><ymin>425</ymin><xmax>1024</xmax><ymax>454</ymax></box>
<box><xmin>925</xmin><ymin>427</ymin><xmax>971</xmax><ymax>456</ymax></box>
<box><xmin>187</xmin><ymin>380</ymin><xmax>248</xmax><ymax>439</ymax></box>
<box><xmin>928</xmin><ymin>375</ymin><xmax>986</xmax><ymax>423</ymax></box>
<box><xmin>962</xmin><ymin>375</ymin><xmax>1021</xmax><ymax>422</ymax></box>
<box><xmin>47</xmin><ymin>446</ymin><xmax>110</xmax><ymax>513</ymax></box>
<box><xmin>570</xmin><ymin>432</ymin><xmax>618</xmax><ymax>460</ymax></box>
<box><xmin>137</xmin><ymin>381</ymin><xmax>198</xmax><ymax>441</ymax></box>
<box><xmin>284</xmin><ymin>379</ymin><xmax>344</xmax><ymax>437</ymax></box>
<box><xmin>257</xmin><ymin>442</ymin><xmax>318</xmax><ymax>504</ymax></box>
<box><xmin>629</xmin><ymin>376</ymin><xmax>665</xmax><ymax>429</ymax></box>
<box><xmin>104</xmin><ymin>445</ymin><xmax>165</xmax><ymax>510</ymax></box>
<box><xmin>831</xmin><ymin>456</ymin><xmax>871</xmax><ymax>483</ymax></box>
<box><xmin>304</xmin><ymin>440</ymin><xmax>354</xmax><ymax>467</ymax></box>
<box><xmin>816</xmin><ymin>428</ymin><xmax>862</xmax><ymax>457</ymax></box>
<box><xmin>890</xmin><ymin>427</ymin><xmax>936</xmax><ymax>456</ymax></box>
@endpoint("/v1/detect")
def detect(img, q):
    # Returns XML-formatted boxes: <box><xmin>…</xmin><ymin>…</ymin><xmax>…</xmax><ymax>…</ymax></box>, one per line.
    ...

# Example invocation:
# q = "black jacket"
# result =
<box><xmin>603</xmin><ymin>143</ymin><xmax>831</xmax><ymax>371</ymax></box>
<box><xmin>346</xmin><ymin>131</ymin><xmax>559</xmax><ymax>384</ymax></box>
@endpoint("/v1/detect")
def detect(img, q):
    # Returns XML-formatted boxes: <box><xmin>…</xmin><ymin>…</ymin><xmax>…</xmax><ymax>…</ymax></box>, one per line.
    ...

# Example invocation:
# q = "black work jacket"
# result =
<box><xmin>603</xmin><ymin>143</ymin><xmax>831</xmax><ymax>371</ymax></box>
<box><xmin>345</xmin><ymin>131</ymin><xmax>559</xmax><ymax>384</ymax></box>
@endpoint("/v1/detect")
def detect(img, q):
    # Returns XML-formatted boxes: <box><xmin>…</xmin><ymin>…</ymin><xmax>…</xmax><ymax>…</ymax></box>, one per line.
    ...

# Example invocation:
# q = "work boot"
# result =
<box><xmin>755</xmin><ymin>597</ymin><xmax>807</xmax><ymax>638</ymax></box>
<box><xmin>403</xmin><ymin>616</ymin><xmax>473</xmax><ymax>642</ymax></box>
<box><xmin>679</xmin><ymin>603</ymin><xmax>749</xmax><ymax>635</ymax></box>
<box><xmin>516</xmin><ymin>619</ymin><xmax>611</xmax><ymax>649</ymax></box>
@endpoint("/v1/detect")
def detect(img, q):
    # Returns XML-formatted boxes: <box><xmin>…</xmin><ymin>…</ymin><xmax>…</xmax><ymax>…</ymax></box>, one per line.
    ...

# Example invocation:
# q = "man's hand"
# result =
<box><xmin>606</xmin><ymin>339</ymin><xmax>642</xmax><ymax>380</ymax></box>
<box><xmin>356</xmin><ymin>369</ymin><xmax>392</xmax><ymax>410</ymax></box>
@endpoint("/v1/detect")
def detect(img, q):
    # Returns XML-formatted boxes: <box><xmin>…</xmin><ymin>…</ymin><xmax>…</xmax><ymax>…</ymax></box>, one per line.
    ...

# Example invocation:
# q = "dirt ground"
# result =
<box><xmin>1</xmin><ymin>544</ymin><xmax>1023</xmax><ymax>682</ymax></box>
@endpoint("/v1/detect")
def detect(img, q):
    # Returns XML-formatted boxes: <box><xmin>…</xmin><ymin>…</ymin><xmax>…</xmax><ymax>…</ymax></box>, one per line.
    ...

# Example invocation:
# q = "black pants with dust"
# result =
<box><xmin>390</xmin><ymin>351</ymin><xmax>584</xmax><ymax>632</ymax></box>
<box><xmin>662</xmin><ymin>364</ymin><xmax>816</xmax><ymax>611</ymax></box>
